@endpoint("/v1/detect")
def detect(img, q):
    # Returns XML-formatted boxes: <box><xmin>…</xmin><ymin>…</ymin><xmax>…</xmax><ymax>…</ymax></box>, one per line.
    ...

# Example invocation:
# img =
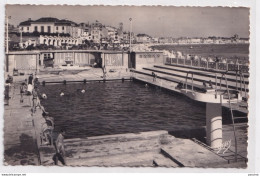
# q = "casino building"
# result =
<box><xmin>18</xmin><ymin>17</ymin><xmax>84</xmax><ymax>47</ymax></box>
<box><xmin>19</xmin><ymin>17</ymin><xmax>83</xmax><ymax>38</ymax></box>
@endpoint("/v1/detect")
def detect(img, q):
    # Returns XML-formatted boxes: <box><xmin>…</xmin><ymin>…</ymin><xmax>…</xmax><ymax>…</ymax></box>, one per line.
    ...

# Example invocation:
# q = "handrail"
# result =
<box><xmin>224</xmin><ymin>74</ymin><xmax>238</xmax><ymax>162</ymax></box>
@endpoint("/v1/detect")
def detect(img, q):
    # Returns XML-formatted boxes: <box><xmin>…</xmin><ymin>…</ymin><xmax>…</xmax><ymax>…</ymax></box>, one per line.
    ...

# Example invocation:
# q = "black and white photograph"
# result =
<box><xmin>2</xmin><ymin>4</ymin><xmax>253</xmax><ymax>169</ymax></box>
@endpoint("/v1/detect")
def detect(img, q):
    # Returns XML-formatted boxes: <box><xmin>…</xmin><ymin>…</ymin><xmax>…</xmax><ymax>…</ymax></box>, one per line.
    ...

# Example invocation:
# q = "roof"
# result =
<box><xmin>19</xmin><ymin>17</ymin><xmax>79</xmax><ymax>26</ymax></box>
<box><xmin>35</xmin><ymin>17</ymin><xmax>59</xmax><ymax>23</ymax></box>
<box><xmin>19</xmin><ymin>20</ymin><xmax>32</xmax><ymax>26</ymax></box>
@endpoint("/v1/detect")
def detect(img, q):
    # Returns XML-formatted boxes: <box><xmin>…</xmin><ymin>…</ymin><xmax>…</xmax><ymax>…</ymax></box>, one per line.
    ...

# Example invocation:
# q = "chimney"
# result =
<box><xmin>28</xmin><ymin>18</ymin><xmax>32</xmax><ymax>21</ymax></box>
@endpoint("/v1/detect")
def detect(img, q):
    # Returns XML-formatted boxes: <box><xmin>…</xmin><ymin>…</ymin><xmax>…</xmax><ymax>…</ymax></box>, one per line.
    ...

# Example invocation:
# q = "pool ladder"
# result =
<box><xmin>220</xmin><ymin>71</ymin><xmax>248</xmax><ymax>163</ymax></box>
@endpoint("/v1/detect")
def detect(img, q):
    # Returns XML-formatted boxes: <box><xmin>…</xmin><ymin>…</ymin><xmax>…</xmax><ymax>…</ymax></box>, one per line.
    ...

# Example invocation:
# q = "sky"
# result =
<box><xmin>5</xmin><ymin>5</ymin><xmax>250</xmax><ymax>38</ymax></box>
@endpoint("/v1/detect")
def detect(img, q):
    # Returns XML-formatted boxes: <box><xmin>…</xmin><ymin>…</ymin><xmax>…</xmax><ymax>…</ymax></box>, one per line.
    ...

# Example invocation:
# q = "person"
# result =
<box><xmin>209</xmin><ymin>80</ymin><xmax>213</xmax><ymax>88</ymax></box>
<box><xmin>203</xmin><ymin>81</ymin><xmax>207</xmax><ymax>88</ymax></box>
<box><xmin>27</xmin><ymin>75</ymin><xmax>33</xmax><ymax>95</ymax></box>
<box><xmin>6</xmin><ymin>75</ymin><xmax>13</xmax><ymax>84</ymax></box>
<box><xmin>28</xmin><ymin>74</ymin><xmax>33</xmax><ymax>85</ymax></box>
<box><xmin>4</xmin><ymin>83</ymin><xmax>10</xmax><ymax>105</ymax></box>
<box><xmin>102</xmin><ymin>65</ymin><xmax>107</xmax><ymax>79</ymax></box>
<box><xmin>20</xmin><ymin>82</ymin><xmax>27</xmax><ymax>103</ymax></box>
<box><xmin>152</xmin><ymin>72</ymin><xmax>157</xmax><ymax>82</ymax></box>
<box><xmin>31</xmin><ymin>87</ymin><xmax>38</xmax><ymax>113</ymax></box>
<box><xmin>34</xmin><ymin>76</ymin><xmax>40</xmax><ymax>88</ymax></box>
<box><xmin>41</xmin><ymin>112</ymin><xmax>54</xmax><ymax>145</ymax></box>
<box><xmin>31</xmin><ymin>86</ymin><xmax>45</xmax><ymax>113</ymax></box>
<box><xmin>53</xmin><ymin>129</ymin><xmax>66</xmax><ymax>165</ymax></box>
<box><xmin>176</xmin><ymin>81</ymin><xmax>183</xmax><ymax>89</ymax></box>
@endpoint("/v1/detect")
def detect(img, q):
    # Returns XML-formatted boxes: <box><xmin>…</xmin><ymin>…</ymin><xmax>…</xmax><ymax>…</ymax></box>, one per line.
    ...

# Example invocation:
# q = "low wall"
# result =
<box><xmin>103</xmin><ymin>52</ymin><xmax>128</xmax><ymax>69</ymax></box>
<box><xmin>135</xmin><ymin>51</ymin><xmax>164</xmax><ymax>70</ymax></box>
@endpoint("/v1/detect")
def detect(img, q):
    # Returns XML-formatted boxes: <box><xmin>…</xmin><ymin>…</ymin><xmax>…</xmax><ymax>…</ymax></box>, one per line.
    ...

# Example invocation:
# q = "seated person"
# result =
<box><xmin>41</xmin><ymin>112</ymin><xmax>54</xmax><ymax>145</ymax></box>
<box><xmin>176</xmin><ymin>81</ymin><xmax>184</xmax><ymax>89</ymax></box>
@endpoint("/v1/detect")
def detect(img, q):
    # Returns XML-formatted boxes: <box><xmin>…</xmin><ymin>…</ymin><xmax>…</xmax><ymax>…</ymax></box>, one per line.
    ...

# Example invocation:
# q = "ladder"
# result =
<box><xmin>220</xmin><ymin>70</ymin><xmax>248</xmax><ymax>162</ymax></box>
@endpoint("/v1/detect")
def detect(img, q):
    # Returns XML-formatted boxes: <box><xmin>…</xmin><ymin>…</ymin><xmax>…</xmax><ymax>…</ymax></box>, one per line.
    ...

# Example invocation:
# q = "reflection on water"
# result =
<box><xmin>40</xmin><ymin>81</ymin><xmax>206</xmax><ymax>139</ymax></box>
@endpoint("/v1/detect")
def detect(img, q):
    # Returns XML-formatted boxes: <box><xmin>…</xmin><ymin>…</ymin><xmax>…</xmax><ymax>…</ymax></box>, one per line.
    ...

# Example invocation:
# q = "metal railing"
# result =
<box><xmin>164</xmin><ymin>57</ymin><xmax>249</xmax><ymax>73</ymax></box>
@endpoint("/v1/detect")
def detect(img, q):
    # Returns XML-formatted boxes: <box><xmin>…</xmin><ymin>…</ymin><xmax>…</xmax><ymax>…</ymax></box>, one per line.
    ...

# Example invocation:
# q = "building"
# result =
<box><xmin>19</xmin><ymin>17</ymin><xmax>83</xmax><ymax>38</ymax></box>
<box><xmin>136</xmin><ymin>34</ymin><xmax>152</xmax><ymax>43</ymax></box>
<box><xmin>90</xmin><ymin>20</ymin><xmax>103</xmax><ymax>43</ymax></box>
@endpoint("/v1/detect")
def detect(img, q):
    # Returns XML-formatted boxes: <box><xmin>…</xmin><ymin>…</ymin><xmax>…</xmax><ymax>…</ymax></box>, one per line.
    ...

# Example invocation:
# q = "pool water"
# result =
<box><xmin>39</xmin><ymin>81</ymin><xmax>206</xmax><ymax>139</ymax></box>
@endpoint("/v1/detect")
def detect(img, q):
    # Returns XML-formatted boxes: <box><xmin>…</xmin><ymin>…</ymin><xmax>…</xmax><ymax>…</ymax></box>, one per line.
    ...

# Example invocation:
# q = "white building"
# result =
<box><xmin>39</xmin><ymin>35</ymin><xmax>82</xmax><ymax>46</ymax></box>
<box><xmin>19</xmin><ymin>17</ymin><xmax>83</xmax><ymax>38</ymax></box>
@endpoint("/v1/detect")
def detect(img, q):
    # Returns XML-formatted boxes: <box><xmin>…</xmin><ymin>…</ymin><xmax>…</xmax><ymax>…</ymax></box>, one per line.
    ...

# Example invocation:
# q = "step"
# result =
<box><xmin>153</xmin><ymin>65</ymin><xmax>249</xmax><ymax>84</ymax></box>
<box><xmin>233</xmin><ymin>116</ymin><xmax>248</xmax><ymax>120</ymax></box>
<box><xmin>143</xmin><ymin>67</ymin><xmax>248</xmax><ymax>92</ymax></box>
<box><xmin>163</xmin><ymin>64</ymin><xmax>249</xmax><ymax>78</ymax></box>
<box><xmin>153</xmin><ymin>153</ymin><xmax>180</xmax><ymax>167</ymax></box>
<box><xmin>160</xmin><ymin>139</ymin><xmax>227</xmax><ymax>167</ymax></box>
<box><xmin>65</xmin><ymin>150</ymin><xmax>157</xmax><ymax>166</ymax></box>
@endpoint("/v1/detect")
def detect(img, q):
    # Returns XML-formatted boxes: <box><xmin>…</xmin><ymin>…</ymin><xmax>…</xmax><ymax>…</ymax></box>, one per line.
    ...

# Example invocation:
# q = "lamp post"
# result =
<box><xmin>6</xmin><ymin>16</ymin><xmax>11</xmax><ymax>54</ymax></box>
<box><xmin>129</xmin><ymin>18</ymin><xmax>132</xmax><ymax>52</ymax></box>
<box><xmin>19</xmin><ymin>27</ymin><xmax>23</xmax><ymax>47</ymax></box>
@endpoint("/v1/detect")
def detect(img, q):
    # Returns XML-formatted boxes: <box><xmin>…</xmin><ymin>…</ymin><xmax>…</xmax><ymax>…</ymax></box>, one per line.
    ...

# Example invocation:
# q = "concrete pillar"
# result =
<box><xmin>206</xmin><ymin>103</ymin><xmax>222</xmax><ymax>148</ymax></box>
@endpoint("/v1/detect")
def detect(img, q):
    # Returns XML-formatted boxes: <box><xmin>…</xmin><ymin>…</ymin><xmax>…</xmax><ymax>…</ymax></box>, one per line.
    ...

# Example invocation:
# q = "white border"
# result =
<box><xmin>0</xmin><ymin>0</ymin><xmax>258</xmax><ymax>174</ymax></box>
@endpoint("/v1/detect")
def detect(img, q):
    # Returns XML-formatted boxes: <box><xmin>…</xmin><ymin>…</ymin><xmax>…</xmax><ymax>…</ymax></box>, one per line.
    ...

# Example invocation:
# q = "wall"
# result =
<box><xmin>53</xmin><ymin>52</ymin><xmax>96</xmax><ymax>66</ymax></box>
<box><xmin>30</xmin><ymin>23</ymin><xmax>55</xmax><ymax>33</ymax></box>
<box><xmin>6</xmin><ymin>54</ymin><xmax>38</xmax><ymax>74</ymax></box>
<box><xmin>103</xmin><ymin>52</ymin><xmax>128</xmax><ymax>69</ymax></box>
<box><xmin>134</xmin><ymin>52</ymin><xmax>164</xmax><ymax>70</ymax></box>
<box><xmin>6</xmin><ymin>51</ymin><xmax>129</xmax><ymax>75</ymax></box>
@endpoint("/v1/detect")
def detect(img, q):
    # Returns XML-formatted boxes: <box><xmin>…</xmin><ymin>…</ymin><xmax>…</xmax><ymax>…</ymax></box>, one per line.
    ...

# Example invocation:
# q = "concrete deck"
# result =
<box><xmin>4</xmin><ymin>84</ymin><xmax>40</xmax><ymax>165</ymax></box>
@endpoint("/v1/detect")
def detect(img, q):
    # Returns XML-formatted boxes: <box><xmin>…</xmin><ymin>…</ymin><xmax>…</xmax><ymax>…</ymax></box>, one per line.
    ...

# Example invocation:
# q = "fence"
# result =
<box><xmin>164</xmin><ymin>57</ymin><xmax>249</xmax><ymax>73</ymax></box>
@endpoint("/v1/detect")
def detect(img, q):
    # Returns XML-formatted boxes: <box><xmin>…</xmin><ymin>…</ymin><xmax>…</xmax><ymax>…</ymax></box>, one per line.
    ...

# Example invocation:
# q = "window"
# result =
<box><xmin>34</xmin><ymin>26</ymin><xmax>38</xmax><ymax>32</ymax></box>
<box><xmin>41</xmin><ymin>26</ymin><xmax>44</xmax><ymax>32</ymax></box>
<box><xmin>56</xmin><ymin>26</ymin><xmax>58</xmax><ymax>30</ymax></box>
<box><xmin>21</xmin><ymin>27</ymin><xmax>24</xmax><ymax>31</ymax></box>
<box><xmin>62</xmin><ymin>26</ymin><xmax>64</xmax><ymax>30</ymax></box>
<box><xmin>48</xmin><ymin>26</ymin><xmax>51</xmax><ymax>33</ymax></box>
<box><xmin>27</xmin><ymin>27</ymin><xmax>29</xmax><ymax>31</ymax></box>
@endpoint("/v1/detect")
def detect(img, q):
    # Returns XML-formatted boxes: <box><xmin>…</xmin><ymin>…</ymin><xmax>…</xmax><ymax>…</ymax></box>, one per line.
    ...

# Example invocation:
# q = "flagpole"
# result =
<box><xmin>129</xmin><ymin>18</ymin><xmax>132</xmax><ymax>52</ymax></box>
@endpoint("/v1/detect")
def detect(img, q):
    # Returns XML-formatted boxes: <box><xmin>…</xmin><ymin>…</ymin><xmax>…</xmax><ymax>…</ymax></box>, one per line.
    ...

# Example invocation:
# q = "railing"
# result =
<box><xmin>164</xmin><ymin>57</ymin><xmax>249</xmax><ymax>73</ymax></box>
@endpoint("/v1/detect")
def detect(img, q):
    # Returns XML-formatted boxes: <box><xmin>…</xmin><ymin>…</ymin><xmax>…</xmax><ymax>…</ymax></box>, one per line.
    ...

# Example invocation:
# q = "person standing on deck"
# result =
<box><xmin>152</xmin><ymin>72</ymin><xmax>157</xmax><ymax>82</ymax></box>
<box><xmin>53</xmin><ymin>129</ymin><xmax>66</xmax><ymax>165</ymax></box>
<box><xmin>102</xmin><ymin>65</ymin><xmax>107</xmax><ymax>79</ymax></box>
<box><xmin>28</xmin><ymin>74</ymin><xmax>33</xmax><ymax>85</ymax></box>
<box><xmin>31</xmin><ymin>87</ymin><xmax>38</xmax><ymax>113</ymax></box>
<box><xmin>27</xmin><ymin>74</ymin><xmax>34</xmax><ymax>94</ymax></box>
<box><xmin>20</xmin><ymin>82</ymin><xmax>27</xmax><ymax>103</ymax></box>
<box><xmin>34</xmin><ymin>76</ymin><xmax>40</xmax><ymax>88</ymax></box>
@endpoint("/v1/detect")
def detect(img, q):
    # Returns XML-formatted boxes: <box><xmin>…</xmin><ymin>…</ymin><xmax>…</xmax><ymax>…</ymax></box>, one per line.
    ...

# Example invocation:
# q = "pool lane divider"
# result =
<box><xmin>41</xmin><ymin>78</ymin><xmax>131</xmax><ymax>85</ymax></box>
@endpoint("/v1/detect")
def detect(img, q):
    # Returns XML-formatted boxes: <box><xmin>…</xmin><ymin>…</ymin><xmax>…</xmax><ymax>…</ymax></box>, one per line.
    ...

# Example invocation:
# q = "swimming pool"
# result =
<box><xmin>39</xmin><ymin>81</ymin><xmax>206</xmax><ymax>139</ymax></box>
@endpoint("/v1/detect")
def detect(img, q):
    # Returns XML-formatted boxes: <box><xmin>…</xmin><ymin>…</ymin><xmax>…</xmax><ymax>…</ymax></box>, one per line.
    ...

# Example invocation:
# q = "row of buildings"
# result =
<box><xmin>134</xmin><ymin>34</ymin><xmax>249</xmax><ymax>44</ymax></box>
<box><xmin>8</xmin><ymin>17</ymin><xmax>132</xmax><ymax>49</ymax></box>
<box><xmin>7</xmin><ymin>17</ymin><xmax>249</xmax><ymax>50</ymax></box>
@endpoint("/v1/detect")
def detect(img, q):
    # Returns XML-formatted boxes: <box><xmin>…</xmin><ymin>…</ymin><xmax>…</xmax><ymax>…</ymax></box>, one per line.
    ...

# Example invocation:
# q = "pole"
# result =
<box><xmin>129</xmin><ymin>18</ymin><xmax>132</xmax><ymax>52</ymax></box>
<box><xmin>6</xmin><ymin>16</ymin><xmax>9</xmax><ymax>54</ymax></box>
